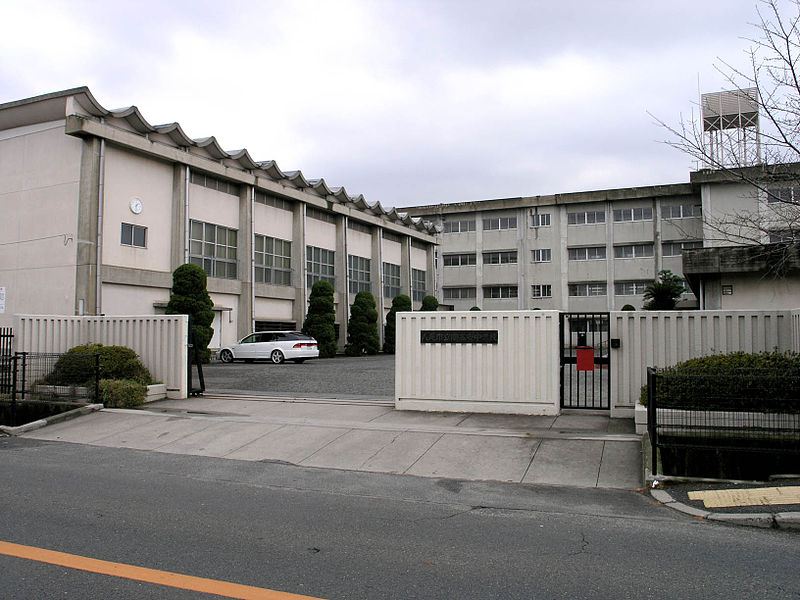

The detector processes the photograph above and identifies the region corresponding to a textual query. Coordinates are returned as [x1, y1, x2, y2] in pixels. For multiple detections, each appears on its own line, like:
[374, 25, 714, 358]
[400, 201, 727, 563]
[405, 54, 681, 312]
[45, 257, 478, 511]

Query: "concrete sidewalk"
[21, 394, 642, 489]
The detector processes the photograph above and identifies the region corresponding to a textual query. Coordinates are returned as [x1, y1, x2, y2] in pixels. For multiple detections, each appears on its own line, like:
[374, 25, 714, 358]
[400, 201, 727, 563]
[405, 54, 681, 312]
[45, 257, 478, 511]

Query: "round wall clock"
[129, 197, 143, 214]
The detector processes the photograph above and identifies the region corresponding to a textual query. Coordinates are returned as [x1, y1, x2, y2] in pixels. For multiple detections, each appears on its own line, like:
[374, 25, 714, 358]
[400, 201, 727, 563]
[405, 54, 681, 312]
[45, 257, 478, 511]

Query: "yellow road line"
[688, 486, 800, 508]
[0, 540, 325, 600]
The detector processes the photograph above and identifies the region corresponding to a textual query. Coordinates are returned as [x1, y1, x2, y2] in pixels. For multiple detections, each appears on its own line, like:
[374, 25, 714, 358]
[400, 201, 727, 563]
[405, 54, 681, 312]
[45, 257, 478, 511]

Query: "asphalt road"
[200, 354, 396, 399]
[2, 437, 798, 599]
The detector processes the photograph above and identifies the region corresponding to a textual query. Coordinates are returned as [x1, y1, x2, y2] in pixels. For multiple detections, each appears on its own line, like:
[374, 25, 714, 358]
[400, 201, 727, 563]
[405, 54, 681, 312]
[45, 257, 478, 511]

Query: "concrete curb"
[0, 404, 104, 436]
[650, 488, 800, 530]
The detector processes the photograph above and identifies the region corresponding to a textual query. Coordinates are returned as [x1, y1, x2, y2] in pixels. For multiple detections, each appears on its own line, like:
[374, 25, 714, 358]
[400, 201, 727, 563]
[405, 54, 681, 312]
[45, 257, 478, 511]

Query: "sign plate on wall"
[420, 330, 498, 344]
[0, 287, 5, 314]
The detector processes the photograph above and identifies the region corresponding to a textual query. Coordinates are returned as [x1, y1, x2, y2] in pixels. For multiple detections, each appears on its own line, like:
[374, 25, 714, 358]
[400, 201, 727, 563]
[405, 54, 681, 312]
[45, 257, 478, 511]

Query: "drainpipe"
[250, 185, 255, 332]
[184, 166, 190, 263]
[699, 280, 705, 310]
[96, 137, 106, 315]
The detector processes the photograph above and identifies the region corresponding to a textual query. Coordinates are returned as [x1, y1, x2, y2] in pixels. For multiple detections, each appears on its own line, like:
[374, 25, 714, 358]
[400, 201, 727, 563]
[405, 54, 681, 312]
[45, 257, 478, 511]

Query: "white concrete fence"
[13, 315, 189, 398]
[396, 309, 800, 417]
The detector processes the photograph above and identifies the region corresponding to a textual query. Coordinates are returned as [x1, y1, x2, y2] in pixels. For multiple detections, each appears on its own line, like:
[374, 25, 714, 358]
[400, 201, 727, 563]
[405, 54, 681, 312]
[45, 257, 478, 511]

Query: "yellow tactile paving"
[687, 486, 800, 508]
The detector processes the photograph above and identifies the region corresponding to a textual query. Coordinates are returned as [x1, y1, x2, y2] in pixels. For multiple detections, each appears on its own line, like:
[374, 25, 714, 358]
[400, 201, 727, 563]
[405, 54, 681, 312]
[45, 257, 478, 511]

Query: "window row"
[443, 281, 681, 300]
[441, 242, 702, 267]
[190, 172, 241, 196]
[255, 191, 293, 211]
[443, 217, 518, 233]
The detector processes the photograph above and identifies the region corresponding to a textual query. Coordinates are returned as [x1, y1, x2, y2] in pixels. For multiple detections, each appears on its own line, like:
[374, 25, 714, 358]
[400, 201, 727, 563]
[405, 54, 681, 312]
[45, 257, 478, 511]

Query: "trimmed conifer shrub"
[345, 291, 380, 356]
[383, 294, 412, 354]
[165, 264, 214, 363]
[302, 280, 338, 358]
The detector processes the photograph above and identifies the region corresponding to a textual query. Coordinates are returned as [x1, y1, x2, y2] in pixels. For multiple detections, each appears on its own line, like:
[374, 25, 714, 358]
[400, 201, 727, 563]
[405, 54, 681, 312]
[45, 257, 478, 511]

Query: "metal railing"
[10, 352, 100, 403]
[0, 327, 12, 395]
[647, 367, 800, 477]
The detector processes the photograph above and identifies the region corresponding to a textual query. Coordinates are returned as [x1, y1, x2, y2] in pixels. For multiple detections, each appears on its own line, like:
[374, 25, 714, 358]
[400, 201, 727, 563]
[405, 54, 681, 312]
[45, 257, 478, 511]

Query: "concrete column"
[400, 235, 411, 297]
[75, 137, 101, 315]
[605, 200, 614, 311]
[335, 215, 349, 350]
[475, 211, 484, 308]
[517, 207, 527, 309]
[237, 186, 254, 338]
[558, 206, 569, 310]
[292, 202, 307, 328]
[171, 164, 188, 271]
[372, 228, 384, 346]
[425, 243, 435, 302]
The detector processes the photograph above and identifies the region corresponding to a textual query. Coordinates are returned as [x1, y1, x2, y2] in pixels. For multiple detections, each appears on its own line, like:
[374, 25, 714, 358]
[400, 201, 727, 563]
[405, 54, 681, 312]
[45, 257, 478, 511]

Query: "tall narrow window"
[412, 269, 426, 302]
[189, 220, 237, 279]
[254, 235, 292, 285]
[383, 262, 401, 298]
[306, 246, 335, 287]
[348, 255, 371, 293]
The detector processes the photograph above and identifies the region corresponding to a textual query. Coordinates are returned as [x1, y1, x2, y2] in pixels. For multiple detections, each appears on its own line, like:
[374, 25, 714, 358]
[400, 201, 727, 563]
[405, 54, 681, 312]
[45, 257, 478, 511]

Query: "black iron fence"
[0, 327, 12, 395]
[647, 367, 800, 477]
[9, 352, 100, 403]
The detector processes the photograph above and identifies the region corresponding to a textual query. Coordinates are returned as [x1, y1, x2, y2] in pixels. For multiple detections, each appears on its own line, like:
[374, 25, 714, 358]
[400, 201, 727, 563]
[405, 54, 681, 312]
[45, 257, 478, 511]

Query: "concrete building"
[0, 87, 437, 349]
[406, 184, 704, 311]
[405, 159, 800, 312]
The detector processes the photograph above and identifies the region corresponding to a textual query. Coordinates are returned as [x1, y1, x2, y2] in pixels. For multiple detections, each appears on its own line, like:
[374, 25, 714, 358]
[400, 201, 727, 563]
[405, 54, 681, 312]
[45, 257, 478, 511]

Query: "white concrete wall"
[0, 122, 83, 327]
[714, 274, 800, 310]
[14, 314, 188, 398]
[189, 184, 239, 228]
[396, 311, 560, 415]
[610, 309, 796, 417]
[102, 145, 173, 272]
[102, 283, 170, 314]
[254, 204, 293, 240]
[347, 230, 372, 258]
[305, 218, 336, 250]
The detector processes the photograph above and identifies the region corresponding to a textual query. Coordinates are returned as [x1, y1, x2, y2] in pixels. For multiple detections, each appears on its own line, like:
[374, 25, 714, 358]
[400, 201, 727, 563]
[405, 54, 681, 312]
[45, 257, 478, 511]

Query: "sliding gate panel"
[560, 312, 610, 409]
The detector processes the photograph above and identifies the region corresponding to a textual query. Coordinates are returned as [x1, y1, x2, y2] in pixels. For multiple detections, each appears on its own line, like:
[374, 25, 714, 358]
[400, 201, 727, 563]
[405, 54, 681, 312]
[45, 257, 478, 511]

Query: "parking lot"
[200, 354, 396, 400]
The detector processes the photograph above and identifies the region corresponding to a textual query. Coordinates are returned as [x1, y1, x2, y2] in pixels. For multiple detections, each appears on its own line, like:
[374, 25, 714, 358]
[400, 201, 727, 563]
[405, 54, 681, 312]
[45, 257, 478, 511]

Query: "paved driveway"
[200, 354, 395, 399]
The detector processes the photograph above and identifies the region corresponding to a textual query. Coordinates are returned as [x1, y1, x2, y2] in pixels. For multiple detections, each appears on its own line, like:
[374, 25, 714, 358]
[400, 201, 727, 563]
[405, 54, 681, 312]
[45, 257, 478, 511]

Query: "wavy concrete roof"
[1, 86, 436, 235]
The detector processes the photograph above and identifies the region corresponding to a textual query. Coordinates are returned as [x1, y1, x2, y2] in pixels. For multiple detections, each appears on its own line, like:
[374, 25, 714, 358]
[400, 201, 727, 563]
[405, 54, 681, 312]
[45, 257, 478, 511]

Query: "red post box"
[576, 346, 594, 371]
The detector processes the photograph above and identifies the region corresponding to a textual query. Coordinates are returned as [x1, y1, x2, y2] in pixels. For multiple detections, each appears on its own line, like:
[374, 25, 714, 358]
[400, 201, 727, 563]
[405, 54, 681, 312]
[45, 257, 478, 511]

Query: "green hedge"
[640, 350, 800, 412]
[45, 344, 152, 387]
[99, 378, 146, 408]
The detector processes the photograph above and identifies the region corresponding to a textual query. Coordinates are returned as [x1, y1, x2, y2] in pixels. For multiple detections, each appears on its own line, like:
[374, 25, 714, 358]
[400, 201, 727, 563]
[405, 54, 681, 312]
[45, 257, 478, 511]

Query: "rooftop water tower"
[701, 88, 761, 168]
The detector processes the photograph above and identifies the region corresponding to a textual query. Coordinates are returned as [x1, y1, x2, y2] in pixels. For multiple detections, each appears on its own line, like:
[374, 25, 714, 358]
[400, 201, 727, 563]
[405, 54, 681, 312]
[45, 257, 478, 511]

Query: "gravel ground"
[198, 353, 396, 399]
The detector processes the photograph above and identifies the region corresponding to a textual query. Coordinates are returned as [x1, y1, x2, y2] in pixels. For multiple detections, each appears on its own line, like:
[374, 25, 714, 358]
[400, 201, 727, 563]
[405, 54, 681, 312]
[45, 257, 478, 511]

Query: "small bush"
[46, 344, 152, 387]
[99, 378, 146, 408]
[621, 304, 636, 311]
[420, 296, 439, 311]
[640, 350, 800, 411]
[469, 306, 481, 311]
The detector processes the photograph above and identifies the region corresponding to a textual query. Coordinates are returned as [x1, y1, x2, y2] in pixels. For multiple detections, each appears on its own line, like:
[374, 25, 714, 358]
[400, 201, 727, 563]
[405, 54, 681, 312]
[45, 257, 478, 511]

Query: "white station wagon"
[218, 331, 319, 364]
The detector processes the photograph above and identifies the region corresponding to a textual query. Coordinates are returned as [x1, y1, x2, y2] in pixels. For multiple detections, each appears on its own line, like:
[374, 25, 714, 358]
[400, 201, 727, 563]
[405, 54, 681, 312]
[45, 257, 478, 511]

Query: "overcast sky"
[0, 1, 779, 208]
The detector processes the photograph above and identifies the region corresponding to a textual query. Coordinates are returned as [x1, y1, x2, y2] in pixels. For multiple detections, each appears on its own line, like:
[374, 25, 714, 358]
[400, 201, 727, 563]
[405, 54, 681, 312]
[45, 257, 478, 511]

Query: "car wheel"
[270, 349, 285, 364]
[219, 349, 234, 363]
[292, 359, 306, 364]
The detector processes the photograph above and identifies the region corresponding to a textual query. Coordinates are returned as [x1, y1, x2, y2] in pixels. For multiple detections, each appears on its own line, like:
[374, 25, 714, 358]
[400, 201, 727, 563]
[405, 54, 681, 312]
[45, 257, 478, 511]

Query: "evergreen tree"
[420, 295, 439, 311]
[302, 280, 338, 358]
[345, 291, 380, 356]
[383, 294, 411, 354]
[643, 270, 685, 310]
[165, 264, 214, 363]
